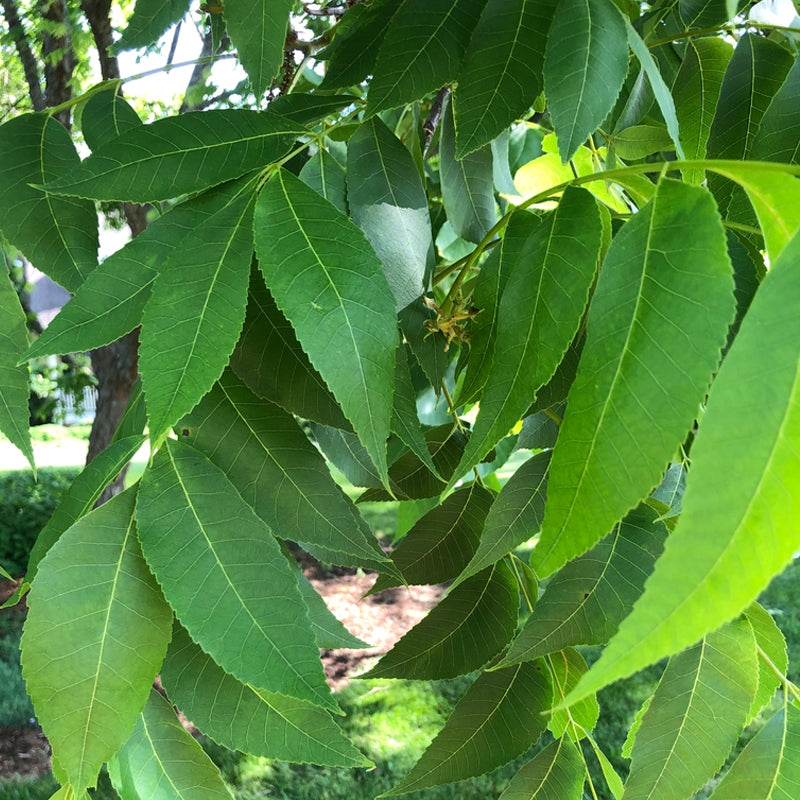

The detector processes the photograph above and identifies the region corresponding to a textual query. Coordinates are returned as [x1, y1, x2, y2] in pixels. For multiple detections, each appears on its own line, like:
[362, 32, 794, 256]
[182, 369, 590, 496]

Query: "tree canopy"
[1, 1, 800, 799]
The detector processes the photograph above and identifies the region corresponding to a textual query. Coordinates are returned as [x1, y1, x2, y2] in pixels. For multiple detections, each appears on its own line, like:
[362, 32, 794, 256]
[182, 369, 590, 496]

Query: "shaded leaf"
[371, 483, 493, 592]
[440, 96, 497, 244]
[141, 176, 256, 443]
[255, 168, 398, 487]
[0, 269, 33, 469]
[366, 0, 487, 116]
[498, 737, 584, 800]
[385, 661, 553, 795]
[502, 504, 667, 665]
[312, 423, 385, 489]
[544, 0, 628, 162]
[399, 297, 453, 390]
[180, 370, 391, 571]
[568, 230, 800, 703]
[136, 440, 335, 712]
[225, 0, 293, 97]
[300, 147, 348, 213]
[114, 689, 233, 800]
[0, 113, 98, 293]
[363, 562, 518, 679]
[623, 619, 758, 800]
[21, 488, 172, 791]
[451, 187, 601, 486]
[347, 117, 432, 310]
[534, 179, 735, 578]
[118, 0, 187, 50]
[454, 0, 556, 158]
[751, 57, 800, 164]
[161, 625, 371, 766]
[709, 701, 800, 800]
[613, 124, 673, 160]
[81, 87, 142, 152]
[453, 450, 550, 589]
[270, 94, 361, 127]
[45, 110, 303, 202]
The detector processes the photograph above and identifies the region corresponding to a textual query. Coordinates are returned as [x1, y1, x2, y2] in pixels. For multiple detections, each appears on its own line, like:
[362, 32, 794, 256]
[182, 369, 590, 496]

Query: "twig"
[423, 87, 450, 157]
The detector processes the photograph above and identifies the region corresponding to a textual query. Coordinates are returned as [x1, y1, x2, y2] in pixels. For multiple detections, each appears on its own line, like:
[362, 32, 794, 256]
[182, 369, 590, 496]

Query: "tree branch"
[40, 0, 75, 128]
[0, 0, 45, 111]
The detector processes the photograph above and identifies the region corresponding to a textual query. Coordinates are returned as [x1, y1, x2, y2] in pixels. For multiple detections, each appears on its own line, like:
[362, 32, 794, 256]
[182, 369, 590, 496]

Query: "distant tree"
[1, 2, 799, 800]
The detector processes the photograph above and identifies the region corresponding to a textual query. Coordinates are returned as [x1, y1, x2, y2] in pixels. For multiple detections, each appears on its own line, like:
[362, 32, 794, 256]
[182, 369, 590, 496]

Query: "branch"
[179, 26, 215, 114]
[423, 87, 450, 157]
[41, 0, 75, 129]
[0, 0, 45, 110]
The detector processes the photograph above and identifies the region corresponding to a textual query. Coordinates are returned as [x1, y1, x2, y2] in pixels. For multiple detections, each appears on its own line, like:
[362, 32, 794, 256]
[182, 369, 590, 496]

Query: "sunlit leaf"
[547, 648, 599, 740]
[744, 603, 787, 725]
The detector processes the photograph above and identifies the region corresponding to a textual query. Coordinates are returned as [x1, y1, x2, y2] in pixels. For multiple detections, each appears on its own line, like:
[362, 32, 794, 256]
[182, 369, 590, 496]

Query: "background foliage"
[1, 1, 800, 799]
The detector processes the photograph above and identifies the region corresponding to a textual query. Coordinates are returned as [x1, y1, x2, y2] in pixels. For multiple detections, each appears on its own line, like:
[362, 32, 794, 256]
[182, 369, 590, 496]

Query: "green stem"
[510, 554, 535, 613]
[647, 20, 800, 48]
[757, 644, 800, 705]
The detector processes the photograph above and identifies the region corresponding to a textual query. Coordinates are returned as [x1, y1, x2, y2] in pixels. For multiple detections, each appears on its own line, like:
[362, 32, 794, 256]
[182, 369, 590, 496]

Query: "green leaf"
[81, 87, 142, 151]
[613, 124, 674, 160]
[744, 603, 787, 725]
[623, 619, 758, 800]
[26, 435, 146, 584]
[270, 94, 361, 127]
[230, 268, 349, 429]
[225, 0, 293, 96]
[114, 689, 233, 800]
[384, 660, 553, 795]
[113, 378, 148, 443]
[117, 0, 187, 50]
[751, 58, 800, 164]
[0, 113, 98, 293]
[568, 230, 800, 702]
[498, 736, 585, 800]
[363, 562, 518, 679]
[312, 423, 384, 489]
[544, 0, 628, 163]
[440, 96, 497, 244]
[672, 38, 733, 184]
[625, 20, 684, 159]
[23, 185, 229, 360]
[534, 178, 735, 578]
[370, 483, 493, 593]
[453, 450, 550, 590]
[21, 488, 172, 792]
[0, 269, 33, 470]
[136, 440, 335, 712]
[502, 504, 666, 665]
[44, 110, 303, 202]
[621, 695, 652, 760]
[399, 297, 453, 390]
[679, 0, 746, 30]
[391, 345, 442, 477]
[586, 734, 624, 800]
[547, 648, 599, 739]
[141, 177, 256, 443]
[320, 0, 403, 90]
[454, 0, 556, 158]
[709, 701, 800, 800]
[254, 168, 398, 487]
[300, 147, 348, 213]
[161, 624, 371, 766]
[451, 187, 601, 485]
[366, 0, 487, 116]
[180, 370, 391, 571]
[347, 117, 432, 310]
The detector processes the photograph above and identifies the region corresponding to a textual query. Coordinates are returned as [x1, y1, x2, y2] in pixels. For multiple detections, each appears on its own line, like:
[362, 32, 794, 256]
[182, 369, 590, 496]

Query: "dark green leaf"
[0, 269, 33, 469]
[113, 378, 148, 443]
[385, 660, 553, 795]
[440, 96, 497, 244]
[623, 619, 757, 800]
[751, 57, 800, 164]
[679, 0, 746, 30]
[161, 625, 371, 766]
[366, 0, 487, 115]
[452, 188, 600, 485]
[255, 168, 398, 487]
[534, 179, 735, 578]
[399, 297, 453, 390]
[454, 0, 556, 158]
[225, 0, 293, 96]
[136, 440, 335, 712]
[363, 562, 518, 679]
[501, 504, 666, 665]
[231, 268, 349, 429]
[370, 483, 493, 592]
[347, 117, 432, 309]
[117, 0, 187, 50]
[21, 488, 172, 791]
[81, 87, 142, 151]
[300, 148, 348, 213]
[181, 370, 391, 571]
[312, 423, 385, 489]
[45, 110, 303, 202]
[453, 450, 550, 589]
[544, 0, 628, 162]
[270, 94, 361, 127]
[114, 689, 233, 800]
[498, 736, 584, 800]
[141, 177, 256, 443]
[0, 113, 98, 293]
